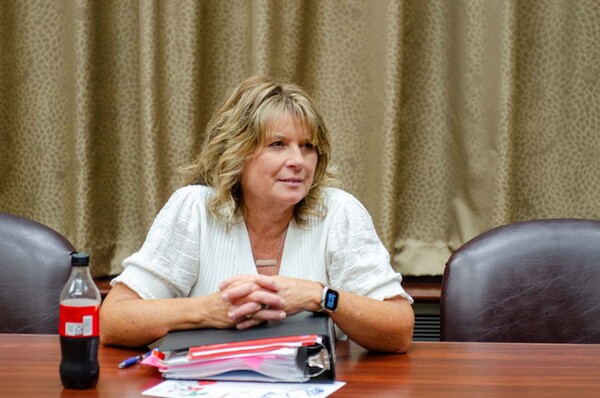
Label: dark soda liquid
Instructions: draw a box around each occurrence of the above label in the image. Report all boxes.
[59,336,100,389]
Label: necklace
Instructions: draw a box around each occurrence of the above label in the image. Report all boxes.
[254,225,289,267]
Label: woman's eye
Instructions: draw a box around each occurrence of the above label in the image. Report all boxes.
[302,142,315,150]
[269,141,285,148]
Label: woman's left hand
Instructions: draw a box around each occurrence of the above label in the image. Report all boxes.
[221,274,414,353]
[268,276,322,315]
[219,275,287,328]
[220,274,323,328]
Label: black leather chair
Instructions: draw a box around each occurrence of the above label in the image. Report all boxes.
[0,212,75,333]
[441,218,600,343]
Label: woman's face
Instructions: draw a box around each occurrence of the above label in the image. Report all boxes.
[240,112,318,214]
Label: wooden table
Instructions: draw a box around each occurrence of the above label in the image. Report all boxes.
[1,334,600,397]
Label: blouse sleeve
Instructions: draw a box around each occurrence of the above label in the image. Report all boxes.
[111,187,202,299]
[326,195,413,304]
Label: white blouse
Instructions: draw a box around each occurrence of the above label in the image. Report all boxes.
[112,185,413,305]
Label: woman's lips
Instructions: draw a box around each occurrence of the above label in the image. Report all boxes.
[279,178,303,185]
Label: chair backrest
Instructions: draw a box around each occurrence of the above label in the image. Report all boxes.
[0,212,75,333]
[441,218,600,343]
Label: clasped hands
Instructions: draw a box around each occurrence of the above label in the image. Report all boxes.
[219,274,319,329]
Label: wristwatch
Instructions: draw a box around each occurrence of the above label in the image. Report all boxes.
[320,285,339,313]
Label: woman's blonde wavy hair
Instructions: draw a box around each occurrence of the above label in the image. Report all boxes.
[179,76,337,226]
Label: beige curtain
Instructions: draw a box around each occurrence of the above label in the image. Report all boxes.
[1,0,598,277]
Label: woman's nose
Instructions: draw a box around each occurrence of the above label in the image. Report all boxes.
[286,145,305,166]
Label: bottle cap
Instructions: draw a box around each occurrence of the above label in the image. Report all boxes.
[71,252,90,266]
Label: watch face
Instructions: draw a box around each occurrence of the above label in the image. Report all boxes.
[324,289,339,311]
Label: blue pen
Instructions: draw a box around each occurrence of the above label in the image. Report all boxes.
[118,351,151,369]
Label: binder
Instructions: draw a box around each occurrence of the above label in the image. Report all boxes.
[151,311,336,383]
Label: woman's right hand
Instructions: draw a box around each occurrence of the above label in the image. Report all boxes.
[101,277,286,347]
[100,283,243,346]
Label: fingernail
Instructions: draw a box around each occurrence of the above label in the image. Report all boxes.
[228,312,235,319]
[222,293,229,301]
[279,311,286,319]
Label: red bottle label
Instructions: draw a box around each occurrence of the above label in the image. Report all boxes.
[59,304,100,337]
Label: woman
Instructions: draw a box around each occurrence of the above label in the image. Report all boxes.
[100,76,414,352]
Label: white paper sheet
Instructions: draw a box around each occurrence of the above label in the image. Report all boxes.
[142,380,346,398]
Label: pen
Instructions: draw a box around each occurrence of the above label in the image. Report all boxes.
[118,351,150,369]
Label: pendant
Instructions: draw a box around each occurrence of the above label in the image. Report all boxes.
[255,259,278,267]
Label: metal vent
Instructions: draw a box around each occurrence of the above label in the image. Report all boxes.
[413,303,440,341]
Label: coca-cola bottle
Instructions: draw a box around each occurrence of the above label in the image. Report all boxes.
[59,252,101,389]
